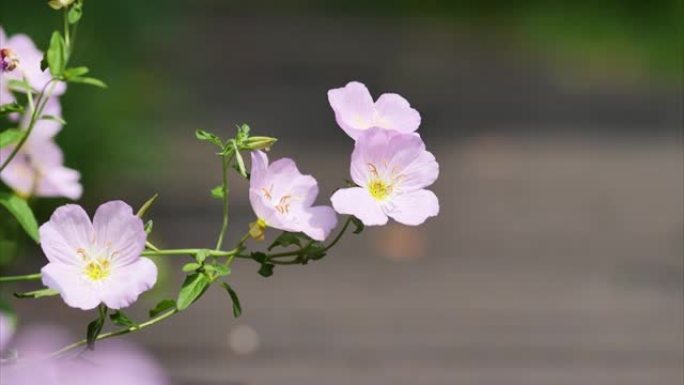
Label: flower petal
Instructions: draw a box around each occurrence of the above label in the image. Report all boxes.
[39,204,94,265]
[100,258,157,309]
[299,205,338,241]
[374,93,421,133]
[41,262,100,310]
[385,189,439,226]
[328,81,375,139]
[249,150,269,187]
[92,201,146,266]
[331,187,388,226]
[38,165,82,200]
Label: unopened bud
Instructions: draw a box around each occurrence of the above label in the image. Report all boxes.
[0,48,19,73]
[249,219,267,241]
[47,0,74,10]
[243,136,277,151]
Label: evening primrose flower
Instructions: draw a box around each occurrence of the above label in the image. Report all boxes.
[40,201,157,310]
[327,81,421,140]
[0,26,66,100]
[331,128,439,226]
[249,151,337,241]
[0,98,82,200]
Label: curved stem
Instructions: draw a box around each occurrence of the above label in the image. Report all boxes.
[0,79,58,172]
[0,273,41,283]
[215,154,233,250]
[49,309,178,358]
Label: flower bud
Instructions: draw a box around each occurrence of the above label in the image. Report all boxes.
[47,0,74,10]
[0,48,19,73]
[243,136,277,151]
[249,219,267,241]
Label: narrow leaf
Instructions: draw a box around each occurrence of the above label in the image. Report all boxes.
[176,273,211,311]
[149,299,176,318]
[350,216,365,234]
[0,129,25,148]
[220,282,242,318]
[0,103,23,116]
[68,76,107,88]
[268,232,301,251]
[14,288,59,299]
[40,114,67,125]
[0,193,39,242]
[136,193,158,218]
[86,306,107,349]
[109,310,137,328]
[47,31,66,76]
[64,66,89,78]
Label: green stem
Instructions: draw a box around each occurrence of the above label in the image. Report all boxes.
[49,309,178,358]
[0,79,59,173]
[215,154,233,250]
[141,248,241,258]
[0,273,42,283]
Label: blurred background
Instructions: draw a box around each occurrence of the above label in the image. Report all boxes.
[1,1,682,384]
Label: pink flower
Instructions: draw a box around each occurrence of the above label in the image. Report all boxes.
[249,151,338,241]
[331,128,439,226]
[39,201,157,310]
[0,311,14,352]
[0,26,66,101]
[327,81,421,140]
[0,97,82,200]
[0,326,169,385]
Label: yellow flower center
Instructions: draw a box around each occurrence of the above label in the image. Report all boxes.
[84,259,111,281]
[368,179,392,201]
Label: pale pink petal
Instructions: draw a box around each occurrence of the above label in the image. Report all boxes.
[250,150,269,186]
[399,149,439,191]
[38,165,82,200]
[384,189,439,226]
[100,258,157,309]
[0,149,34,196]
[39,204,94,265]
[374,93,421,133]
[328,81,375,139]
[299,205,338,241]
[92,201,146,266]
[349,128,393,186]
[41,262,100,310]
[331,187,388,226]
[0,312,13,351]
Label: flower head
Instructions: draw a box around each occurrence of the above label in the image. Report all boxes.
[0,326,169,385]
[39,201,157,310]
[249,151,337,241]
[0,97,82,200]
[331,128,439,226]
[0,26,66,100]
[327,81,421,140]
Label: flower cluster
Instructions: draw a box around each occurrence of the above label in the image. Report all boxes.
[0,1,441,380]
[329,81,439,226]
[0,25,81,200]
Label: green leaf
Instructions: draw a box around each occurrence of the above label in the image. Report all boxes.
[176,273,211,311]
[250,251,267,264]
[6,79,31,93]
[40,114,66,125]
[210,185,224,200]
[0,103,23,116]
[144,220,154,234]
[109,310,137,328]
[220,282,242,318]
[195,129,223,148]
[306,243,327,261]
[257,263,274,278]
[47,31,66,76]
[136,193,158,218]
[204,264,230,276]
[64,66,89,78]
[0,193,39,242]
[233,143,247,177]
[350,216,365,234]
[0,129,25,148]
[149,299,176,318]
[194,249,208,264]
[68,76,107,88]
[14,288,59,299]
[182,262,201,272]
[268,232,302,251]
[67,2,83,24]
[236,123,250,142]
[86,306,107,349]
